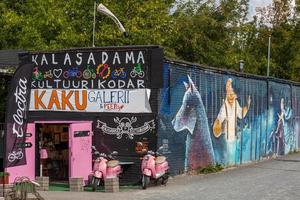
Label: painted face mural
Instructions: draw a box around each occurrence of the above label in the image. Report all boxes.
[172,75,215,170]
[211,78,252,164]
[213,78,251,141]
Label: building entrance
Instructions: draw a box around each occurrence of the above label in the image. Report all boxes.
[36,124,69,182]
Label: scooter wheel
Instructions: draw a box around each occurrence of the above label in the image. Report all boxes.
[92,178,98,192]
[142,175,150,190]
[161,174,169,185]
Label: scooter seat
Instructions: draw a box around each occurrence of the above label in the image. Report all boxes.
[107,160,119,168]
[155,156,166,164]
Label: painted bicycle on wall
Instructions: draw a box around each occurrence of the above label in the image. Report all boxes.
[130,63,145,78]
[8,149,24,163]
[32,67,44,81]
[63,67,82,79]
[83,65,97,79]
[44,70,53,79]
[111,67,126,79]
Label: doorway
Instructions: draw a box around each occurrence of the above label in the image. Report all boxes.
[36,124,69,182]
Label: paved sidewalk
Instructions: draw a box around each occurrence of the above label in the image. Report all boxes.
[40,152,300,200]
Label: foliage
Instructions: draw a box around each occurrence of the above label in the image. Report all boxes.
[0,75,10,122]
[197,163,224,174]
[0,0,298,81]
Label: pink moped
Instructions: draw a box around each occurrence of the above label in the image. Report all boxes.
[141,145,169,189]
[90,146,122,191]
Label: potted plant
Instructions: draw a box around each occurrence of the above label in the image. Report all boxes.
[0,172,9,184]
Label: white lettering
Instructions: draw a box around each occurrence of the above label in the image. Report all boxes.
[107,80,116,88]
[137,51,145,64]
[87,53,96,65]
[76,53,83,65]
[32,55,38,65]
[137,79,145,88]
[102,52,108,63]
[118,80,126,88]
[12,77,28,138]
[127,79,135,88]
[113,52,121,64]
[52,54,58,65]
[41,54,48,65]
[126,51,135,64]
[64,53,72,65]
[82,80,88,89]
[54,79,61,88]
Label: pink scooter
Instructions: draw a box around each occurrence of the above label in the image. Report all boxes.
[141,145,169,189]
[90,146,122,191]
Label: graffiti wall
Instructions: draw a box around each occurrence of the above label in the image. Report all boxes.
[292,86,300,149]
[158,62,300,174]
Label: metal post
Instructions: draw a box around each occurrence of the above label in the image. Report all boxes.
[239,60,244,73]
[2,128,4,197]
[267,35,271,77]
[40,131,43,177]
[92,2,96,47]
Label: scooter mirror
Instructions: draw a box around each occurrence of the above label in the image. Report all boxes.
[111,151,118,156]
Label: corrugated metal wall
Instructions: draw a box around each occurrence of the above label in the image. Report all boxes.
[158,62,300,175]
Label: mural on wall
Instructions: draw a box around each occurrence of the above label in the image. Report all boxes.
[267,83,296,157]
[293,87,300,149]
[172,76,215,170]
[158,63,300,175]
[213,78,251,164]
[268,98,292,156]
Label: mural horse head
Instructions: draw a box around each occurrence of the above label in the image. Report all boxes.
[172,75,215,171]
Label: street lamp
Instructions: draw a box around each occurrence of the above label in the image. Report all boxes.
[92,3,128,47]
[267,34,271,77]
[239,59,244,73]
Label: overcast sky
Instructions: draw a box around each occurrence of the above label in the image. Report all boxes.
[173,0,295,19]
[249,0,272,17]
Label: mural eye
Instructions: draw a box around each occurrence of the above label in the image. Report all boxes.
[120,122,124,127]
[126,122,130,127]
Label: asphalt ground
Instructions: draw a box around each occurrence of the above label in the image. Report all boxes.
[38,152,300,200]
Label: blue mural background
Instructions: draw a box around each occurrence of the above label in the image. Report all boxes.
[158,62,300,175]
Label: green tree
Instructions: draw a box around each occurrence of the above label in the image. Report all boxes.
[0,0,299,81]
[0,0,176,51]
[169,0,251,71]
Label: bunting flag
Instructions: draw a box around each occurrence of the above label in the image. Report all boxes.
[5,55,33,167]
